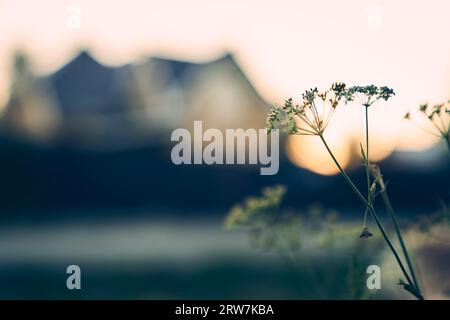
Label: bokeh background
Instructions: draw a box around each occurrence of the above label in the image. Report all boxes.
[0,0,449,299]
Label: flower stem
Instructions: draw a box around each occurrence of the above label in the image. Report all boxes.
[379,187,422,294]
[445,134,450,154]
[365,106,371,201]
[362,106,371,231]
[365,107,423,298]
[318,134,421,299]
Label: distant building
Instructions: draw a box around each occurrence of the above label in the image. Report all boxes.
[1,51,269,148]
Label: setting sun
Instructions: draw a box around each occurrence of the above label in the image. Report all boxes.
[0,0,449,175]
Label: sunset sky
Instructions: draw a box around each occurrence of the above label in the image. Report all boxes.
[1,0,449,174]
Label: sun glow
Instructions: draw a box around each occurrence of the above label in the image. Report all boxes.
[286,132,351,176]
[286,132,398,176]
[0,0,449,175]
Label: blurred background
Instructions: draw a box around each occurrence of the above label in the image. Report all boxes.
[0,0,449,299]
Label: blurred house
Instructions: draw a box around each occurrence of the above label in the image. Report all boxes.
[0,50,447,213]
[1,51,269,149]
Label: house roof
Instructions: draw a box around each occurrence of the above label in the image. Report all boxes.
[146,53,265,102]
[49,51,131,116]
[45,51,266,117]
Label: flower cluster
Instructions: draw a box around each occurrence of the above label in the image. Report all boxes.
[266,102,298,134]
[267,83,395,136]
[404,100,450,144]
[267,82,349,136]
[346,85,395,107]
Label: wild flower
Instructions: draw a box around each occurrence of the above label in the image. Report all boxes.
[346,85,395,107]
[267,83,348,136]
[404,100,450,152]
[225,190,383,298]
[265,83,424,300]
[359,227,373,239]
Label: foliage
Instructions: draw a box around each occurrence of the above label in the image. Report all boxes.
[225,185,286,230]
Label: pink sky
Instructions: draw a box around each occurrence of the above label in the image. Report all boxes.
[0,0,449,173]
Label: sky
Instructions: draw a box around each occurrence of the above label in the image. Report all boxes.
[0,0,449,174]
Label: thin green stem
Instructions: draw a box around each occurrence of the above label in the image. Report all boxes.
[364,106,423,299]
[445,134,450,154]
[379,188,421,294]
[362,107,371,232]
[366,106,423,297]
[365,106,371,201]
[318,134,420,298]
